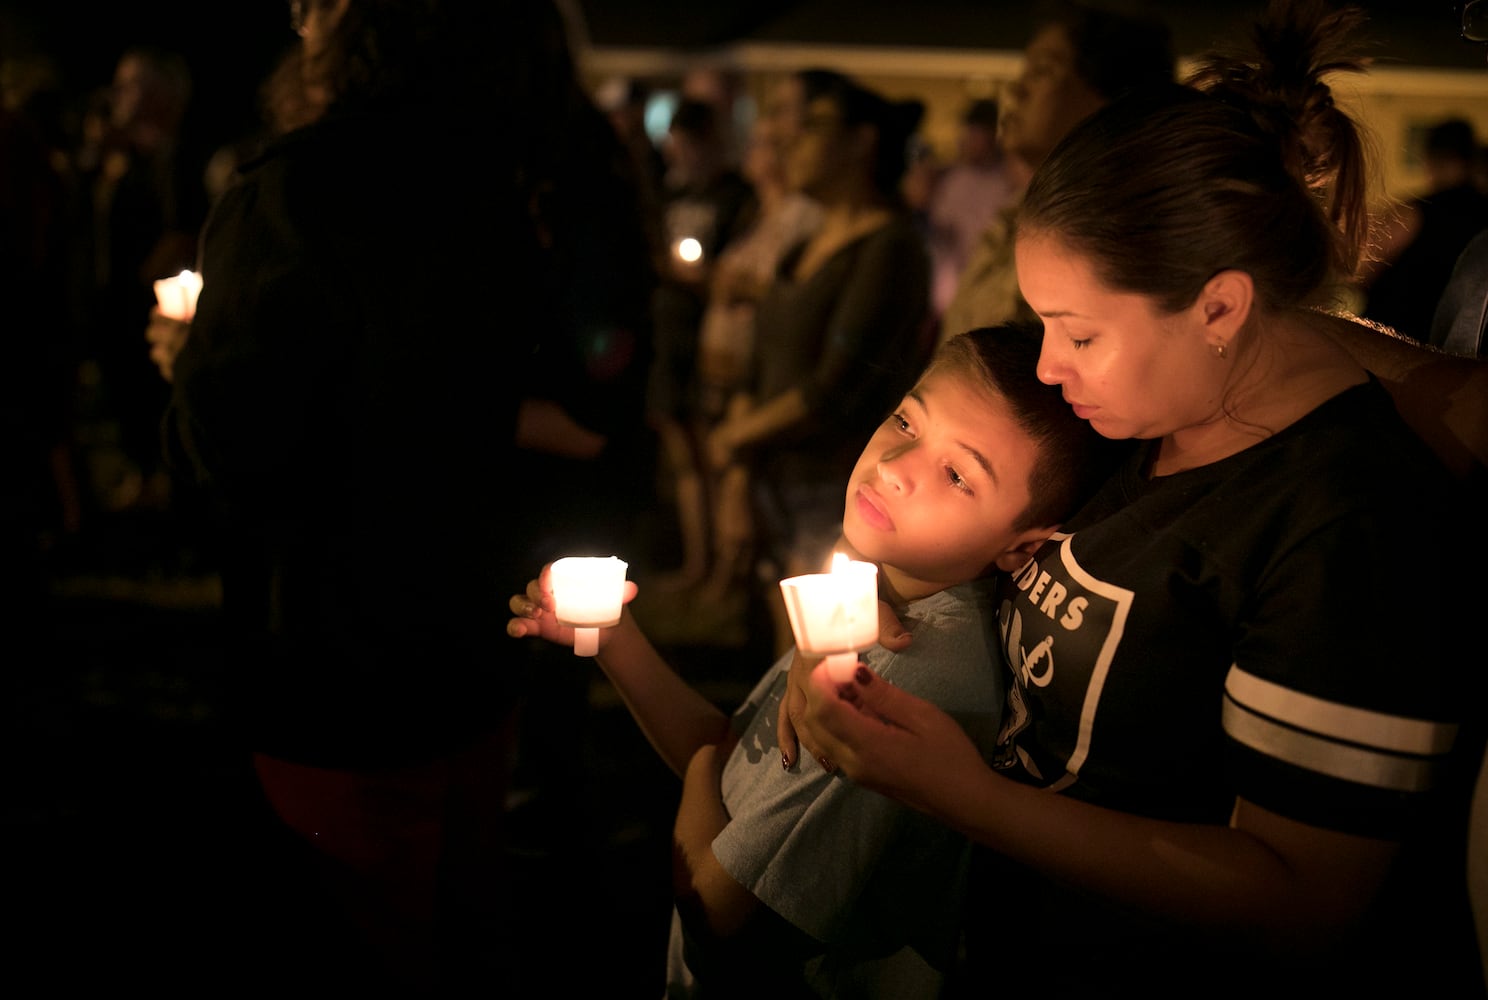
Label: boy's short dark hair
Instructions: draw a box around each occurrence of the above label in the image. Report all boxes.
[926,323,1129,530]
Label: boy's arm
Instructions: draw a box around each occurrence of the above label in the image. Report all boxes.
[672,741,823,982]
[508,568,729,777]
[594,615,732,777]
[672,741,760,938]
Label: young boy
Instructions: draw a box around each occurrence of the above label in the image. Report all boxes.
[507,323,1124,997]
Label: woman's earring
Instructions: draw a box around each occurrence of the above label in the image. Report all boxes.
[1213,342,1227,360]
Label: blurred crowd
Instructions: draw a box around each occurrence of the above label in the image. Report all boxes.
[5,3,1487,633]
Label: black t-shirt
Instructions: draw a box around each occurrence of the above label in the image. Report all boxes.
[979,379,1483,994]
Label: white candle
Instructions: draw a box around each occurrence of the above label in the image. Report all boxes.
[779,553,879,682]
[153,269,203,321]
[550,556,629,656]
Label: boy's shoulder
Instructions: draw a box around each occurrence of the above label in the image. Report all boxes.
[898,576,1000,628]
[874,577,1004,730]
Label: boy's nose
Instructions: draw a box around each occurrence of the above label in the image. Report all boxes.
[876,455,911,493]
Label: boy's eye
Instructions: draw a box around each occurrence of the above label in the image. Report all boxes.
[891,412,911,433]
[946,466,972,493]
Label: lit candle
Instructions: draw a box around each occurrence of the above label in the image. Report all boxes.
[550,556,629,656]
[153,269,203,321]
[778,553,879,683]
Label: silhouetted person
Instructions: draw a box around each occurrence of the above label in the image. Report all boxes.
[1362,117,1488,341]
[155,1,643,992]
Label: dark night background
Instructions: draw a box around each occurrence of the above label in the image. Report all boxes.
[2,2,1481,145]
[1,0,1482,995]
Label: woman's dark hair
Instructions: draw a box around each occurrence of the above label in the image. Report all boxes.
[796,68,925,200]
[1019,0,1372,314]
[926,323,1128,530]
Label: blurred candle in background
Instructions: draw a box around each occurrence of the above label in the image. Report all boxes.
[153,269,203,321]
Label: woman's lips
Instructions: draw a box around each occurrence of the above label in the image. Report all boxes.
[854,485,893,531]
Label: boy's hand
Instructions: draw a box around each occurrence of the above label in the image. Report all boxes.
[776,599,912,771]
[505,562,639,650]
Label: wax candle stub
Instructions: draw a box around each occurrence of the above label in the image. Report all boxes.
[550,556,628,656]
[778,556,879,656]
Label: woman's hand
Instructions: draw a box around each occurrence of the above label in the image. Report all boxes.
[797,659,988,816]
[505,562,639,651]
[775,598,913,771]
[145,307,191,383]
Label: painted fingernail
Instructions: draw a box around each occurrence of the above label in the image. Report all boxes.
[854,666,873,685]
[818,756,833,772]
[781,751,792,771]
[836,683,859,703]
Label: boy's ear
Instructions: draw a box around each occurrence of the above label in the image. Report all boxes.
[992,526,1057,573]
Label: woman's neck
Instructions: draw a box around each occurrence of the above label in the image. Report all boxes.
[1152,311,1367,476]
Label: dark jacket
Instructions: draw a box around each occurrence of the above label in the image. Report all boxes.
[169,102,541,767]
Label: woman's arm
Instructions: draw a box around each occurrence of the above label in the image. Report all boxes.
[507,569,729,777]
[798,664,1398,953]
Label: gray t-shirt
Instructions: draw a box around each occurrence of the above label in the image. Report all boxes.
[665,578,1005,998]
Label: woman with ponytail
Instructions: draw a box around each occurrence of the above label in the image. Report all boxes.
[785,2,1487,994]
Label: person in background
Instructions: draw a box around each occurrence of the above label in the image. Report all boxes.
[924,98,1017,324]
[680,64,746,168]
[595,73,669,263]
[0,54,72,654]
[937,0,1174,347]
[155,0,639,991]
[786,2,1485,994]
[78,45,208,516]
[704,68,933,658]
[510,323,1126,998]
[1428,2,1488,988]
[1432,224,1488,357]
[1359,116,1488,342]
[645,105,825,636]
[1426,10,1488,361]
[647,97,757,599]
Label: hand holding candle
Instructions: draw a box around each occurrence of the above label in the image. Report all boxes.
[779,553,880,683]
[153,269,203,321]
[549,556,629,656]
